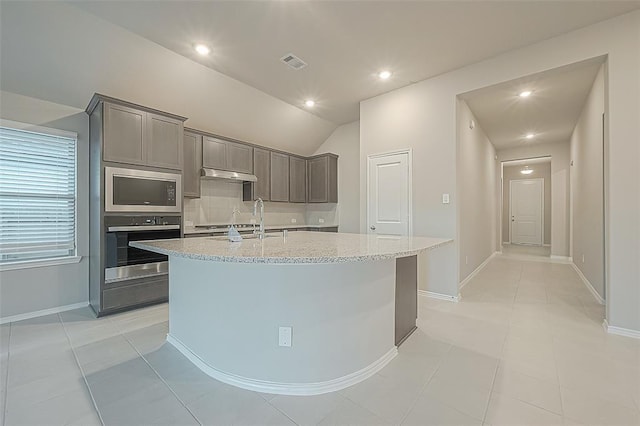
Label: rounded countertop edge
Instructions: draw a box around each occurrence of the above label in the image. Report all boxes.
[129,239,453,264]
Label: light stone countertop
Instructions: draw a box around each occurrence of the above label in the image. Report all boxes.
[130,231,453,264]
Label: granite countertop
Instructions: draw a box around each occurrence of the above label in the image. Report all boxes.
[130,231,453,264]
[183,224,338,235]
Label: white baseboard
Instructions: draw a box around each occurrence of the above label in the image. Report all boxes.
[571,263,605,305]
[0,301,89,325]
[418,290,460,302]
[459,252,498,290]
[603,319,640,339]
[167,334,398,395]
[550,255,573,263]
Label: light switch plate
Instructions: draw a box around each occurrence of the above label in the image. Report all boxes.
[442,193,450,204]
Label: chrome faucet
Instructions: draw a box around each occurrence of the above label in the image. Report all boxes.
[253,198,265,239]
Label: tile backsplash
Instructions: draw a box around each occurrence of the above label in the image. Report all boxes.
[184,180,337,226]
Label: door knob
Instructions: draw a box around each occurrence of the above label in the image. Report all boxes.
[370,225,376,231]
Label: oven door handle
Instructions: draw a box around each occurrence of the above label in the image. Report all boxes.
[107,225,181,232]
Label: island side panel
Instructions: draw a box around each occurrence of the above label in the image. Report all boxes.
[395,255,418,345]
[167,256,396,385]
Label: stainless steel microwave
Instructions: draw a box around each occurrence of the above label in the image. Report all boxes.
[105,167,182,213]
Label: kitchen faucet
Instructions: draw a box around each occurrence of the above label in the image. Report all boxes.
[253,198,265,239]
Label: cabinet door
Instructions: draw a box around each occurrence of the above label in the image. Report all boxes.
[252,148,270,200]
[226,142,253,173]
[202,136,227,170]
[270,152,289,202]
[308,156,328,202]
[183,131,202,198]
[146,113,183,170]
[289,156,307,203]
[103,103,145,165]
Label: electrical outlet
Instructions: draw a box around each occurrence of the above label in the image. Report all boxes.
[319,218,325,223]
[582,254,585,263]
[442,193,450,204]
[279,327,292,347]
[291,218,297,224]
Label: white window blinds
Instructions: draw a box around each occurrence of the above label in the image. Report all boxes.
[0,124,77,264]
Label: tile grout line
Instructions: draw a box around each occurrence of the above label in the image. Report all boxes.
[262,398,301,426]
[120,332,203,426]
[58,312,106,426]
[1,322,11,426]
[481,262,523,425]
[397,344,454,425]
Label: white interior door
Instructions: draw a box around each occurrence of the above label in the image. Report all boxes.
[510,179,543,245]
[367,151,411,236]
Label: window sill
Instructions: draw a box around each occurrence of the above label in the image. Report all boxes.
[0,256,82,272]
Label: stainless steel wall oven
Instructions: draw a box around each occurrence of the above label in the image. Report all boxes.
[100,215,180,313]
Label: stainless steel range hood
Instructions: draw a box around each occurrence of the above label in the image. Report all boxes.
[201,168,257,183]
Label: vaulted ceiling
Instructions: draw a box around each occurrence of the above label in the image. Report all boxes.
[70,1,639,124]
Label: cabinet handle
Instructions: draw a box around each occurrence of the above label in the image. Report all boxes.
[370,225,376,231]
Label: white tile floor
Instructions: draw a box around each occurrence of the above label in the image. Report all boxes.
[1,256,639,425]
[501,244,551,258]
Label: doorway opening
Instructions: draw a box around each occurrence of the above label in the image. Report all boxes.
[501,157,551,258]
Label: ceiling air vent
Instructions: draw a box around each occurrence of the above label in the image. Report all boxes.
[280,53,307,70]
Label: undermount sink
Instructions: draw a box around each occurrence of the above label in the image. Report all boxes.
[208,233,280,241]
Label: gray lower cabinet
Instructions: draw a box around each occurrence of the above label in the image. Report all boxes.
[146,113,183,170]
[270,152,290,202]
[289,156,307,203]
[101,100,184,170]
[202,137,253,174]
[103,102,145,165]
[243,148,270,201]
[183,131,202,198]
[308,154,338,203]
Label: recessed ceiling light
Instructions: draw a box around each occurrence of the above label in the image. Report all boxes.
[194,44,210,56]
[519,90,532,98]
[305,100,315,108]
[525,133,535,139]
[378,70,392,80]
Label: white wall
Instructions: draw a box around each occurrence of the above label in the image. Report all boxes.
[457,100,497,282]
[0,1,336,156]
[360,11,639,333]
[312,121,360,233]
[498,143,570,256]
[0,92,89,319]
[570,65,605,299]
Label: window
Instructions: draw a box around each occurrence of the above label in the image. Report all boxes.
[0,120,77,266]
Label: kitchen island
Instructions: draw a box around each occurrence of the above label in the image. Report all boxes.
[131,231,452,395]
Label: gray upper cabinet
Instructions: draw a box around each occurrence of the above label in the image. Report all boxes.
[94,96,186,170]
[308,154,338,203]
[270,152,290,202]
[245,148,270,201]
[183,131,202,198]
[202,137,253,173]
[289,156,307,203]
[146,113,183,170]
[227,142,253,174]
[103,103,145,165]
[202,136,227,170]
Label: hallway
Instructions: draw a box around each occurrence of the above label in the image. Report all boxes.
[420,255,639,424]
